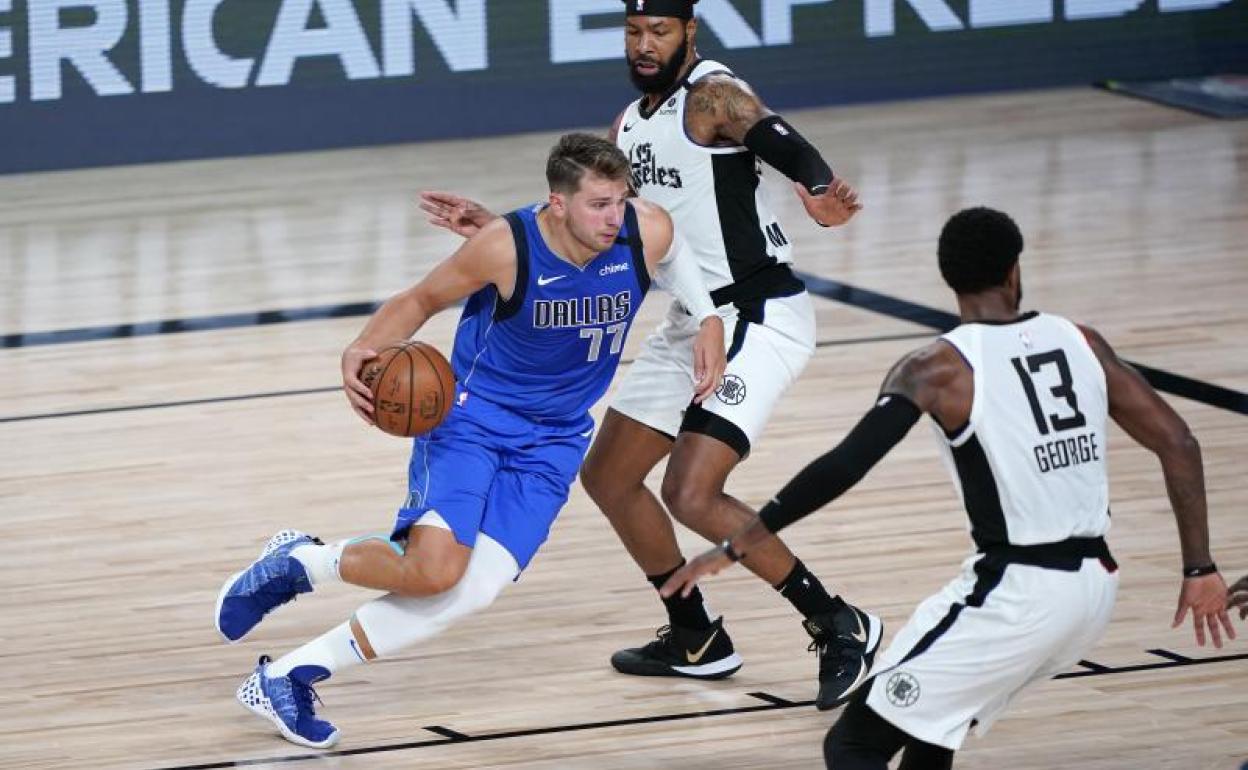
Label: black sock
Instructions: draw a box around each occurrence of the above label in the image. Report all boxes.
[648,562,714,630]
[775,559,844,619]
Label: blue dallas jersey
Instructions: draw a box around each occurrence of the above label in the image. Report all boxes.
[450,202,651,423]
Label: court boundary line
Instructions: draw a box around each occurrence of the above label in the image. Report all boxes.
[3,275,1243,415]
[0,332,933,424]
[147,651,1248,770]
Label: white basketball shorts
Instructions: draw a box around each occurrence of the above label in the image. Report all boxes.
[864,553,1118,750]
[610,291,816,457]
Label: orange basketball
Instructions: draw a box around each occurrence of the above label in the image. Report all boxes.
[359,341,456,438]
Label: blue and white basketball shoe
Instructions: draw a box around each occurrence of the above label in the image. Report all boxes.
[237,655,339,748]
[215,529,318,642]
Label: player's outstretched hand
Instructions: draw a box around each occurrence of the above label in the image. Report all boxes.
[1172,572,1235,648]
[660,544,734,599]
[341,345,377,425]
[795,179,862,228]
[418,191,495,239]
[691,316,726,404]
[1229,574,1248,621]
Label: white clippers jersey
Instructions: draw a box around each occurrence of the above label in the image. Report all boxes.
[934,312,1111,548]
[616,60,793,295]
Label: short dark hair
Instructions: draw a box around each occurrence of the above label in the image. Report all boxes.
[546,133,630,195]
[938,207,1024,295]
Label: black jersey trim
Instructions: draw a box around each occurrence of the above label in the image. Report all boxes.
[680,403,750,459]
[950,433,1010,550]
[711,152,768,284]
[620,202,651,295]
[495,212,529,322]
[898,555,1007,666]
[726,297,765,361]
[965,310,1040,327]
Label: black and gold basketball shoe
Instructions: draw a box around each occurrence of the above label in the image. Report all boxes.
[610,617,743,679]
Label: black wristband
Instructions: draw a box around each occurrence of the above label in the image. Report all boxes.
[720,538,743,563]
[1182,563,1217,578]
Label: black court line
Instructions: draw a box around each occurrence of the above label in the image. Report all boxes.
[151,698,804,770]
[748,691,796,706]
[7,276,1245,416]
[1053,651,1247,679]
[151,652,1246,770]
[0,332,932,425]
[1146,648,1191,663]
[423,725,471,740]
[0,302,383,349]
[0,387,339,424]
[794,272,1248,416]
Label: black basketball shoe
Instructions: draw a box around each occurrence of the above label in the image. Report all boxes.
[610,617,743,680]
[806,602,884,710]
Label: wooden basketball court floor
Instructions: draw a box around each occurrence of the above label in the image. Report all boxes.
[1,87,1245,770]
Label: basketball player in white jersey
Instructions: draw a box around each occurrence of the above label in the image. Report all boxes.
[418,0,878,710]
[661,207,1235,768]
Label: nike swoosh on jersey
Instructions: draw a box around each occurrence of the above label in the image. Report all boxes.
[685,629,720,664]
[537,274,567,286]
[622,121,636,132]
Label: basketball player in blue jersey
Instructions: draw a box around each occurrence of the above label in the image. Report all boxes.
[212,133,726,749]
[662,207,1235,769]
[419,0,880,711]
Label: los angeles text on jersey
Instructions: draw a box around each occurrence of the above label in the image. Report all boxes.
[1033,431,1101,473]
[533,292,632,329]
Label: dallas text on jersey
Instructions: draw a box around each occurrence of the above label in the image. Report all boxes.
[533,292,632,329]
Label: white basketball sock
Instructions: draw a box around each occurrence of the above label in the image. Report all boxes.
[267,620,368,678]
[290,540,347,586]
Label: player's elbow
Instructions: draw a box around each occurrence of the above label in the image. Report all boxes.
[1154,423,1200,464]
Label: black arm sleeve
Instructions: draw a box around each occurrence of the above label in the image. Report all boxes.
[743,115,834,194]
[758,394,923,533]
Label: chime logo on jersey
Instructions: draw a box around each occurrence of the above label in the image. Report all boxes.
[629,142,683,190]
[533,291,632,329]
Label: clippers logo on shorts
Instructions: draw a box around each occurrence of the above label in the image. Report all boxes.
[886,672,921,708]
[630,142,683,190]
[533,292,632,329]
[716,374,747,405]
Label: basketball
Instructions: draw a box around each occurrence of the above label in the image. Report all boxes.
[359,341,456,438]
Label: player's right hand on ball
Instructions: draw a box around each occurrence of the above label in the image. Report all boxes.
[341,345,378,425]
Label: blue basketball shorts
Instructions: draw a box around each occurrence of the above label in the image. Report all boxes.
[391,389,594,572]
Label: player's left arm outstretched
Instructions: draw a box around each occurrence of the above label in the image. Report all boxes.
[683,74,862,227]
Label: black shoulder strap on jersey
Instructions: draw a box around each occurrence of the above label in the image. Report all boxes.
[621,202,651,295]
[495,212,529,321]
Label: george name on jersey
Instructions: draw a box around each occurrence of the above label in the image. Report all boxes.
[1033,432,1101,474]
[533,291,632,329]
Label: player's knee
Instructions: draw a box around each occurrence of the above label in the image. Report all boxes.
[394,559,468,597]
[660,475,713,526]
[580,457,632,513]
